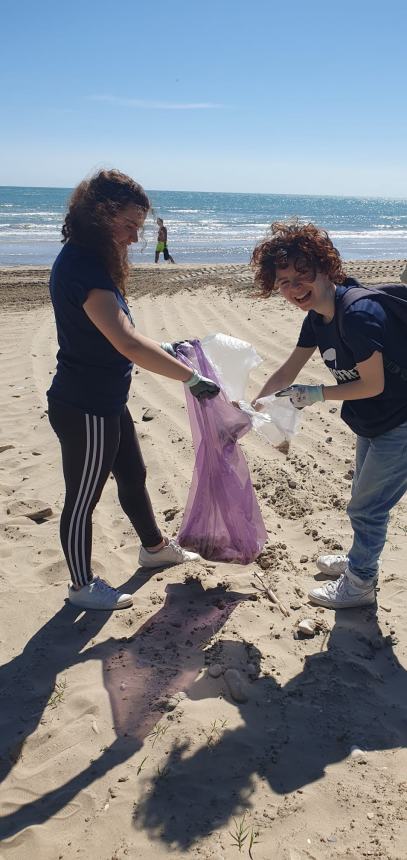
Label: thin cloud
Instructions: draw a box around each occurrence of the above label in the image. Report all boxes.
[90,94,224,110]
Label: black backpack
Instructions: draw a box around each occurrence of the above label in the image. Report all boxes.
[336,278,407,382]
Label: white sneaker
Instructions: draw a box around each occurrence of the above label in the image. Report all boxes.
[139,539,201,569]
[316,554,348,578]
[308,567,377,609]
[68,576,133,610]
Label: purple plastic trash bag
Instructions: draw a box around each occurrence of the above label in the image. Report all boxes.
[176,340,267,563]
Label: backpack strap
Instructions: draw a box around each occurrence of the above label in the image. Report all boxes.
[335,281,378,344]
[336,281,407,383]
[337,279,407,340]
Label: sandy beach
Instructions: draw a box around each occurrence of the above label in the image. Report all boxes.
[1,259,407,860]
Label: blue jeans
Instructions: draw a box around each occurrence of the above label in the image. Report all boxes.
[347,420,407,581]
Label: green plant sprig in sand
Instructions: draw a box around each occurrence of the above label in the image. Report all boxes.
[47,677,67,709]
[229,812,260,857]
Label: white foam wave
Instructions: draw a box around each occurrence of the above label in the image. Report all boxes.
[0,210,61,218]
[331,229,407,240]
[0,227,60,238]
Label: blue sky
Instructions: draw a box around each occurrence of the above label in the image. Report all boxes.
[1,0,406,195]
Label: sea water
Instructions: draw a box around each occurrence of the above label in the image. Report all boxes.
[1,186,407,266]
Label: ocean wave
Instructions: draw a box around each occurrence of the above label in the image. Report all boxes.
[331,229,407,240]
[2,187,407,264]
[0,210,62,218]
[0,227,60,238]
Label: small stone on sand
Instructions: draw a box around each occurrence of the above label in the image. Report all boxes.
[142,408,159,421]
[224,668,248,703]
[208,663,223,678]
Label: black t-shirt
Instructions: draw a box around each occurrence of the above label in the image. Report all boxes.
[47,242,134,416]
[297,285,407,437]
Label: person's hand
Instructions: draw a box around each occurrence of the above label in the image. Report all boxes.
[275,384,324,409]
[186,370,220,401]
[251,399,265,412]
[160,342,177,357]
[160,340,192,358]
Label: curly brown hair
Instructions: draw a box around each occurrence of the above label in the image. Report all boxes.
[251,221,347,297]
[61,169,150,296]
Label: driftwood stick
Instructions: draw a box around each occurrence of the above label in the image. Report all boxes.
[252,572,290,617]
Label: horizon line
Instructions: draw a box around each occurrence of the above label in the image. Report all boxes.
[1,184,407,203]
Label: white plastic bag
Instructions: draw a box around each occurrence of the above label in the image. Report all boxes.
[200,333,301,446]
[240,395,302,445]
[201,333,262,402]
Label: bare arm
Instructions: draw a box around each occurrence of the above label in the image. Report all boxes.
[322,351,384,401]
[253,346,316,403]
[83,289,193,383]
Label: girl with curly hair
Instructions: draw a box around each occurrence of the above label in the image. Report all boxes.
[47,169,219,611]
[251,221,407,610]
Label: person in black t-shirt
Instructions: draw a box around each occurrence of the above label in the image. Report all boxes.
[47,169,219,611]
[250,221,407,611]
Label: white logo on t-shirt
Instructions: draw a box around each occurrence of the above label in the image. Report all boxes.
[322,347,337,368]
[322,346,360,382]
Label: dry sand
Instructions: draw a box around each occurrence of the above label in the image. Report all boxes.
[1,261,407,860]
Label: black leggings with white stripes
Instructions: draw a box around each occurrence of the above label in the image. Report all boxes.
[48,399,163,587]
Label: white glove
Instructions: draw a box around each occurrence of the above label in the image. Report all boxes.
[275,384,325,409]
[160,342,178,357]
[186,370,220,401]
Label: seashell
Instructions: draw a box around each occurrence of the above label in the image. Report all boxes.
[350,745,367,761]
[298,618,317,637]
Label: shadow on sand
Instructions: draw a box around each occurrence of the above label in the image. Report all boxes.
[0,576,249,840]
[1,579,407,848]
[135,607,407,849]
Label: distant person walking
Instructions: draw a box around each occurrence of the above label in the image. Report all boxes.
[155,218,175,264]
